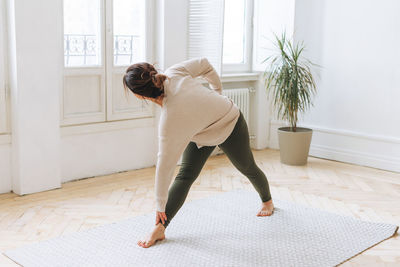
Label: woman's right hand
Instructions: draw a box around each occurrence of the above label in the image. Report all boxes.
[155,211,167,225]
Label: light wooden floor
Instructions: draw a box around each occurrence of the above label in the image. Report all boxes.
[0,148,399,266]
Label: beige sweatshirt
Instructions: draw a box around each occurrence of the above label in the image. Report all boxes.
[155,57,240,212]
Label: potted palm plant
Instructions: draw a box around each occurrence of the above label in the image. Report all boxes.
[262,32,318,165]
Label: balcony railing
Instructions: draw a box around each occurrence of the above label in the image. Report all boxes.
[64,34,140,66]
[114,35,139,65]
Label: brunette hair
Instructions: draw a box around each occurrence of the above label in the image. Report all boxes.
[122,62,167,99]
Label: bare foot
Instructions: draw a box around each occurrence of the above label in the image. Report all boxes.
[257,199,274,216]
[137,223,166,248]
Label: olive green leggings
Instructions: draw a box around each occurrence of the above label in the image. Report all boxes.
[162,111,272,229]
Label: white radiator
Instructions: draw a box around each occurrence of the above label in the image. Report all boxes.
[209,87,255,156]
[222,88,252,123]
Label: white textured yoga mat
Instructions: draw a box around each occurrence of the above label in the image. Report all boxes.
[2,189,398,267]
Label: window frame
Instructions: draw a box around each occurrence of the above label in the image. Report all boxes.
[105,0,155,121]
[252,0,296,72]
[222,0,254,74]
[61,0,106,126]
[61,0,154,127]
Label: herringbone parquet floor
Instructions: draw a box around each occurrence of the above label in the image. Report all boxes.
[0,148,399,266]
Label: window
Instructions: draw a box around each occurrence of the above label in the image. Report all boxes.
[252,0,295,71]
[189,0,295,74]
[62,0,154,126]
[222,0,253,73]
[112,0,146,66]
[0,0,9,134]
[64,0,102,67]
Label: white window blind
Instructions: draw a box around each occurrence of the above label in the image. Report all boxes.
[252,0,296,71]
[0,0,9,134]
[187,0,225,75]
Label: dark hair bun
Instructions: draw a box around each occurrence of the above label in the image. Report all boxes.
[152,73,167,89]
[123,63,167,99]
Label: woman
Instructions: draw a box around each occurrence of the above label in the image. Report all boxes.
[123,58,274,248]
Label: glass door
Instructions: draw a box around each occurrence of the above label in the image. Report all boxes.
[105,0,154,121]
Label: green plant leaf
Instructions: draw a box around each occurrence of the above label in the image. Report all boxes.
[261,30,320,129]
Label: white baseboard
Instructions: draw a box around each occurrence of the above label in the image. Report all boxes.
[269,120,400,173]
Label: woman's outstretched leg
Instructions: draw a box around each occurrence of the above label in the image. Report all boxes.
[163,142,216,228]
[138,142,215,248]
[218,111,274,216]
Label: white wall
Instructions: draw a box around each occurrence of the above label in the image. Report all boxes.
[268,0,400,172]
[8,0,63,194]
[0,141,11,193]
[60,123,157,182]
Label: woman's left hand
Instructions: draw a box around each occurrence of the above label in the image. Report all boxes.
[155,211,167,225]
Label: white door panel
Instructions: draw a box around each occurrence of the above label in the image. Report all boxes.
[0,0,8,133]
[62,0,106,126]
[109,72,153,120]
[62,0,154,125]
[105,0,153,121]
[62,74,106,125]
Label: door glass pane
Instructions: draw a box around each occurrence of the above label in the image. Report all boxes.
[223,0,246,64]
[63,0,101,67]
[113,0,146,66]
